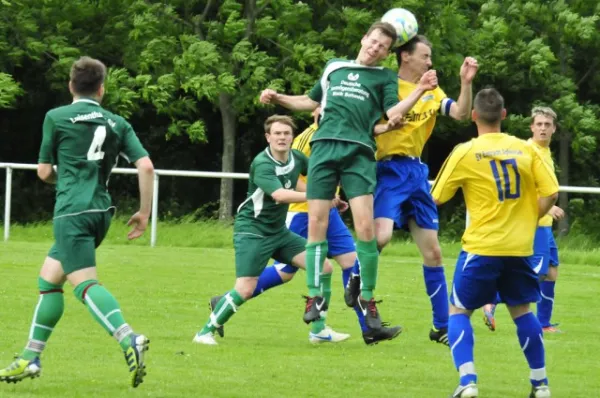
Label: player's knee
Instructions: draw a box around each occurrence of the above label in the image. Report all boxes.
[355,219,375,241]
[546,265,558,281]
[422,243,443,266]
[234,279,257,300]
[279,271,295,283]
[376,232,392,251]
[323,259,333,274]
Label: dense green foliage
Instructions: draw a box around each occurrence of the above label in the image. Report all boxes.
[1,0,599,235]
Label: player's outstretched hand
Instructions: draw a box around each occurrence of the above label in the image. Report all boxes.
[127,211,149,240]
[419,70,438,91]
[460,57,478,84]
[260,89,278,104]
[548,205,565,221]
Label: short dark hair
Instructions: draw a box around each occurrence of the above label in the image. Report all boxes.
[264,115,297,134]
[70,56,107,96]
[366,22,398,48]
[395,35,432,66]
[474,88,505,125]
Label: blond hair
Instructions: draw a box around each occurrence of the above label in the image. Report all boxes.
[531,106,557,125]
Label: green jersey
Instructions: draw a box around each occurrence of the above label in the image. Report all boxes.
[235,148,309,236]
[38,99,148,218]
[308,58,399,151]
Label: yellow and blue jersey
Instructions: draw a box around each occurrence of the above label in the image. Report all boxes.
[375,79,454,160]
[527,139,555,227]
[289,123,316,213]
[431,133,559,256]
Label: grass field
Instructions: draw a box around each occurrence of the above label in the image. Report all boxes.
[1,221,599,397]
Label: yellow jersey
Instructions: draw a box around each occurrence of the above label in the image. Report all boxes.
[431,133,559,256]
[289,124,317,213]
[527,139,555,227]
[375,79,452,160]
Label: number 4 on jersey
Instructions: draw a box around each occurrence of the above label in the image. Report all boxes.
[87,126,106,160]
[489,158,520,201]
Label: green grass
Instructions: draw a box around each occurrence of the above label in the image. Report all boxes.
[0,222,599,397]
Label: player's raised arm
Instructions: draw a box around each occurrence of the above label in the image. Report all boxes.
[448,57,478,121]
[386,70,438,121]
[259,89,319,112]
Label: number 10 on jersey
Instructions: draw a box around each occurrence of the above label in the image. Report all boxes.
[490,158,520,201]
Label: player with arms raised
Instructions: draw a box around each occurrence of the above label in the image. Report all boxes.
[260,21,438,334]
[0,57,155,388]
[431,88,557,398]
[345,35,478,345]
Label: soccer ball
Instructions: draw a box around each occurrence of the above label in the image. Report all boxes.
[381,8,419,46]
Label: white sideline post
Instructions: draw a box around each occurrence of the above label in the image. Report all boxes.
[4,167,12,242]
[151,173,159,247]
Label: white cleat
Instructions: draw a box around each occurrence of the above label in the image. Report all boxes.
[309,326,350,344]
[452,383,478,398]
[192,332,218,345]
[530,385,551,398]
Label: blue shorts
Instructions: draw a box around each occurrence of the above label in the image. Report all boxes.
[274,209,355,274]
[374,156,439,230]
[450,250,541,310]
[531,226,559,276]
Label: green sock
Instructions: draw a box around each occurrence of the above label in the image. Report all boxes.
[311,273,332,334]
[74,280,132,351]
[357,239,379,300]
[306,241,328,297]
[199,289,245,335]
[21,278,65,360]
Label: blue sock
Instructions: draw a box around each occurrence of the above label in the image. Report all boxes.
[448,313,477,386]
[423,265,449,329]
[342,261,368,331]
[252,266,284,298]
[514,312,547,387]
[537,281,555,327]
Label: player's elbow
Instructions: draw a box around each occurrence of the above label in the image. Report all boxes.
[549,192,559,204]
[37,164,53,182]
[271,189,286,204]
[135,156,154,176]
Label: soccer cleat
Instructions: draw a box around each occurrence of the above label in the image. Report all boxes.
[0,357,41,383]
[482,303,496,331]
[124,334,150,388]
[430,327,449,346]
[362,323,403,345]
[529,384,551,398]
[451,382,478,397]
[542,323,561,333]
[192,332,218,345]
[356,297,383,329]
[303,295,328,324]
[309,326,350,344]
[209,295,225,338]
[344,274,361,307]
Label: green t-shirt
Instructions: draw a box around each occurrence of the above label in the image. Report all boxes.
[38,98,149,218]
[308,58,399,151]
[235,148,309,236]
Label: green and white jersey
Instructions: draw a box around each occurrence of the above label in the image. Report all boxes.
[38,99,148,218]
[308,58,399,151]
[235,148,309,236]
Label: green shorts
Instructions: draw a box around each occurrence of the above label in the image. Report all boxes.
[307,139,376,200]
[233,229,306,277]
[48,210,113,275]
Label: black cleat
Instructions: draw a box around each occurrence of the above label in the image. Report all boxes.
[356,297,383,329]
[209,295,224,338]
[362,323,403,345]
[344,274,361,307]
[302,295,327,324]
[429,327,449,346]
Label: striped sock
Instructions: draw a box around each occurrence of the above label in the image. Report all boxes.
[21,278,65,360]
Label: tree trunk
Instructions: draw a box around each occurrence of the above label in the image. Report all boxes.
[218,93,237,221]
[557,129,570,236]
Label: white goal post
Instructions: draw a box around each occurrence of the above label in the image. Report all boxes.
[2,162,600,247]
